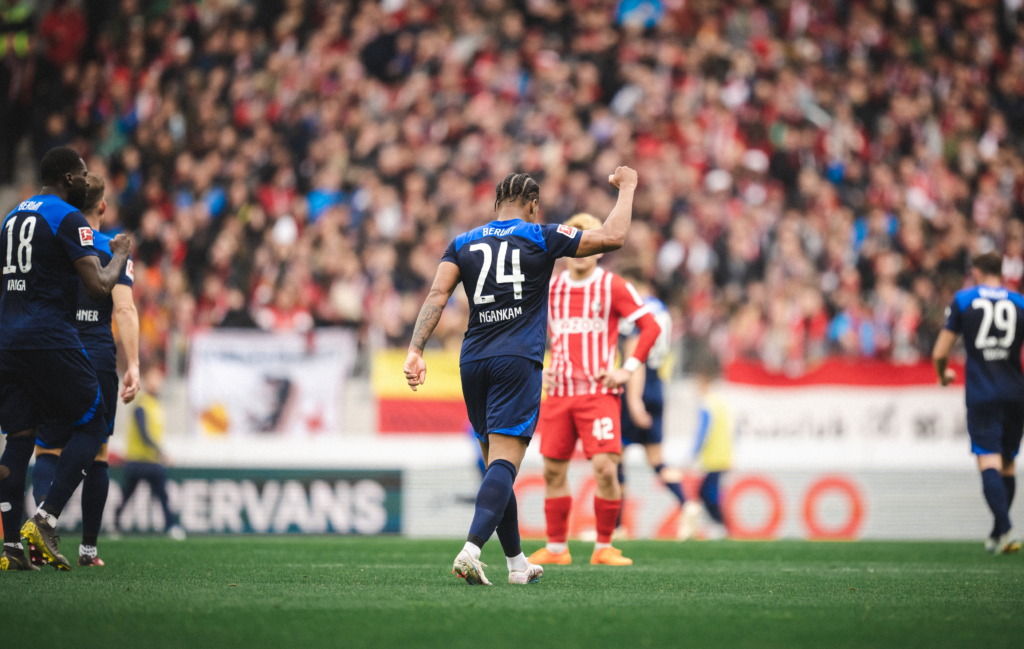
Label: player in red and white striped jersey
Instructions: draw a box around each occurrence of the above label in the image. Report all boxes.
[530,213,662,567]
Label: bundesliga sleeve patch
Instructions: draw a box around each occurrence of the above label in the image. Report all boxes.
[557,224,578,238]
[79,227,94,246]
[126,259,135,280]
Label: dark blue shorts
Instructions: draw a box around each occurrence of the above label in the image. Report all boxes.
[621,395,664,445]
[461,356,542,444]
[0,348,106,438]
[37,370,118,449]
[966,401,1024,459]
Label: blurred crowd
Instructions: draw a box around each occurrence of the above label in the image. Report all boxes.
[2,0,1024,375]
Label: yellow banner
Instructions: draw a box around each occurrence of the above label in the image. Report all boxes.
[372,349,464,399]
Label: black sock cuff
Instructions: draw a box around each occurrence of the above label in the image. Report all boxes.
[92,461,109,469]
[82,535,98,547]
[41,502,58,517]
[489,459,517,479]
[467,534,486,548]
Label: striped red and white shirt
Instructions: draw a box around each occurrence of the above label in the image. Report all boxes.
[547,267,653,396]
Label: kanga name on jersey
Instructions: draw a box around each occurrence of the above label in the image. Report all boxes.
[548,267,649,396]
[0,194,98,350]
[76,230,134,374]
[442,218,581,364]
[944,284,1024,405]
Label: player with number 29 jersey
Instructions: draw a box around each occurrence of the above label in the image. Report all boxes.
[934,252,1024,554]
[944,285,1024,407]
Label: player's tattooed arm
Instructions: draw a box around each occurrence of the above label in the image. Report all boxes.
[75,233,131,299]
[409,302,444,353]
[575,166,638,257]
[405,261,461,391]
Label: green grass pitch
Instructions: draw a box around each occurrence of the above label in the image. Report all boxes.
[2,536,1022,648]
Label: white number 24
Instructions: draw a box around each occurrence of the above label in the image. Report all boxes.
[972,298,1017,349]
[469,241,525,305]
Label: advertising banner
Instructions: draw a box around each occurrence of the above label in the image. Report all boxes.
[717,359,970,469]
[189,329,356,438]
[34,467,402,536]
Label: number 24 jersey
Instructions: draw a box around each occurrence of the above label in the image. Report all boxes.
[0,194,99,350]
[944,285,1024,405]
[442,218,582,365]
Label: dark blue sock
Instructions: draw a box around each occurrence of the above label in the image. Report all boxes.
[982,468,1011,536]
[467,459,516,548]
[0,435,34,543]
[31,453,58,507]
[81,461,109,547]
[41,433,104,517]
[664,480,686,505]
[701,472,724,524]
[1004,475,1016,508]
[495,490,522,558]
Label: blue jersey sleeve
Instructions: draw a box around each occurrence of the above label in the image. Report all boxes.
[541,223,582,260]
[118,255,134,287]
[944,298,962,333]
[55,210,99,263]
[441,239,458,265]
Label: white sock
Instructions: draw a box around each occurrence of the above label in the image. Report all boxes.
[462,542,481,561]
[506,552,528,572]
[36,505,58,528]
[4,542,21,550]
[594,542,611,551]
[79,544,97,558]
[546,542,568,554]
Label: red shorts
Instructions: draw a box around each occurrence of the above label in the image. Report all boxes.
[537,393,622,460]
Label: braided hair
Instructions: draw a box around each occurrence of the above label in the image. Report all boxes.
[494,172,540,211]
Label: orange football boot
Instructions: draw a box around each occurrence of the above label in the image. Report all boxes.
[591,547,633,565]
[528,547,572,565]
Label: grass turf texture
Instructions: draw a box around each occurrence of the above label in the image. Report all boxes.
[1,537,1022,648]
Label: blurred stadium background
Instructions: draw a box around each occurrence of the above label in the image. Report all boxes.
[0,0,1023,542]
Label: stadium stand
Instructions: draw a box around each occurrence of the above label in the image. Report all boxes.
[2,0,1023,376]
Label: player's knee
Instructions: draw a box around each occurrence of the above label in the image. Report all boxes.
[543,464,567,488]
[593,457,619,488]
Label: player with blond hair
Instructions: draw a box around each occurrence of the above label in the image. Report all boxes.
[528,213,662,567]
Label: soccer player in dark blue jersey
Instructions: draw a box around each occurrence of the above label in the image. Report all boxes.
[0,147,130,572]
[933,252,1024,555]
[403,166,638,585]
[30,173,139,567]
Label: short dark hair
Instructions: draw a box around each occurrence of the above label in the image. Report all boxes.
[972,251,1003,278]
[82,173,105,213]
[40,146,84,185]
[494,172,540,211]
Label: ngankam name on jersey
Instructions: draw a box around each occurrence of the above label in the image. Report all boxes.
[479,305,523,323]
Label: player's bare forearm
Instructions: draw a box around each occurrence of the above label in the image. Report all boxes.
[576,167,637,257]
[409,299,445,353]
[408,262,460,353]
[113,287,140,367]
[113,284,141,402]
[932,329,957,386]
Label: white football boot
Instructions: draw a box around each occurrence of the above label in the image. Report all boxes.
[453,549,492,585]
[990,529,1022,555]
[508,562,544,585]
